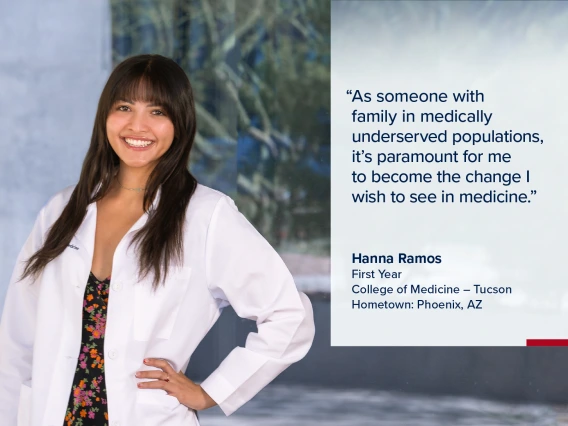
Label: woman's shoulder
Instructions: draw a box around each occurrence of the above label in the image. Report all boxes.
[27,184,77,234]
[42,183,77,214]
[187,183,237,222]
[191,183,233,208]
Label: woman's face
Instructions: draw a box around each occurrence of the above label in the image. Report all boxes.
[106,100,175,170]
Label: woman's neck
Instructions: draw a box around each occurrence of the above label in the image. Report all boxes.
[114,165,153,192]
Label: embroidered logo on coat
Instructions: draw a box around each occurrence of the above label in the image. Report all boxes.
[67,244,79,250]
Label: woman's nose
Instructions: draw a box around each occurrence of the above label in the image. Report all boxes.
[127,111,150,132]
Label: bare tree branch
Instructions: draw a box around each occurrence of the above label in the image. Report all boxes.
[193,131,224,161]
[247,126,277,156]
[213,65,251,128]
[223,0,264,54]
[195,103,237,144]
[200,0,220,48]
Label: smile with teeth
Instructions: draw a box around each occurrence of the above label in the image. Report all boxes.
[124,138,154,147]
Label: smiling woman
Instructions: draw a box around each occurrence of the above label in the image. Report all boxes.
[0,54,315,426]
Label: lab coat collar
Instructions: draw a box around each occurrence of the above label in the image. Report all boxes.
[73,180,161,260]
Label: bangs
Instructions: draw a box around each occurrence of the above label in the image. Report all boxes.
[110,72,173,115]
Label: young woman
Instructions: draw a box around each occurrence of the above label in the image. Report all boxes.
[0,54,315,426]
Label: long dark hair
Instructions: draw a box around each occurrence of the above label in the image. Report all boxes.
[20,54,198,290]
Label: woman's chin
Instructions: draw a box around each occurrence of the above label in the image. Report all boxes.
[118,158,156,170]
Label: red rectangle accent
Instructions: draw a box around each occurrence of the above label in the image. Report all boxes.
[526,339,568,346]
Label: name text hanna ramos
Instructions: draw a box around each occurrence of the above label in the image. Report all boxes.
[352,252,442,264]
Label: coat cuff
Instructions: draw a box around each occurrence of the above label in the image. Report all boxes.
[199,370,237,416]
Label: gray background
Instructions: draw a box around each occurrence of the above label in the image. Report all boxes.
[0,0,112,309]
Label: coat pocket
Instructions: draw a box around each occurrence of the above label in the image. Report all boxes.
[135,390,200,425]
[136,388,181,409]
[133,266,192,341]
[17,382,32,426]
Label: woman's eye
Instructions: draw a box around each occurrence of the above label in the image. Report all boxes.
[114,105,165,116]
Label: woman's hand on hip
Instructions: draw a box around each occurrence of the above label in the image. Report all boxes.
[135,358,218,411]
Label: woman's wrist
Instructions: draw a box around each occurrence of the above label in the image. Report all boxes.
[197,385,218,410]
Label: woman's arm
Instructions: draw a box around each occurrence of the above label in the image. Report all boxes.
[0,206,46,424]
[198,195,316,416]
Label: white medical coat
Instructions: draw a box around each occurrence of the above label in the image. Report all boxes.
[0,183,315,426]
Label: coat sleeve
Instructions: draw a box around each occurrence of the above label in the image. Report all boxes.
[199,195,315,416]
[0,206,46,424]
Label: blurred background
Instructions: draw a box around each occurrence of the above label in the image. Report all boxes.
[1,0,568,424]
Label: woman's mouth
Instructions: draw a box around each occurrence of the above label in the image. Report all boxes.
[122,137,155,149]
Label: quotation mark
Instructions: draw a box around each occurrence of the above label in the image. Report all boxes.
[346,89,352,95]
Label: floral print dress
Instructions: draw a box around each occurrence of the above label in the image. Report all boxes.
[63,272,111,425]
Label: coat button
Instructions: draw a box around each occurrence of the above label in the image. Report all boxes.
[108,349,118,359]
[112,281,122,291]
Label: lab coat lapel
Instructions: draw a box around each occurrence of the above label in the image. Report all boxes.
[70,182,102,264]
[71,202,97,265]
[60,192,99,360]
